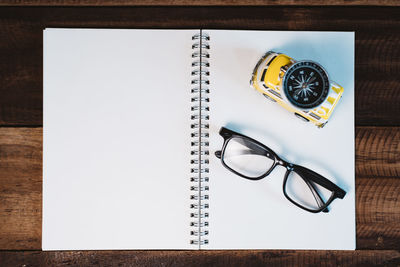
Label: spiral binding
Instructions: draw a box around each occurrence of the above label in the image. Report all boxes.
[190,30,210,247]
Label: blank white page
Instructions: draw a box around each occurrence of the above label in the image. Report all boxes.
[206,30,355,249]
[43,29,196,250]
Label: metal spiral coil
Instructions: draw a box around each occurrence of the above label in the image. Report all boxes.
[190,159,209,164]
[191,88,210,94]
[191,106,209,111]
[190,123,209,129]
[190,194,209,200]
[190,212,209,218]
[191,141,209,147]
[190,221,209,227]
[192,61,210,67]
[191,115,209,120]
[192,33,210,41]
[190,31,210,247]
[192,51,210,59]
[190,230,209,236]
[190,168,209,174]
[190,177,209,183]
[191,79,210,85]
[190,150,209,156]
[192,43,210,49]
[191,132,209,138]
[190,185,209,191]
[190,239,209,245]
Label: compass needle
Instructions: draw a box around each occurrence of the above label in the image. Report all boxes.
[282,61,330,110]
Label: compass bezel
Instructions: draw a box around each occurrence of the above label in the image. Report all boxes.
[282,60,330,110]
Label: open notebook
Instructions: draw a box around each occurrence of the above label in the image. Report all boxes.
[43,29,355,250]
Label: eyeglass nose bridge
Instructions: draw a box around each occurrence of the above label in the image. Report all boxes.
[275,157,291,169]
[215,150,222,159]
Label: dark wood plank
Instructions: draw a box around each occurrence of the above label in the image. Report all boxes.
[356,177,400,250]
[0,250,400,266]
[0,127,399,250]
[0,128,42,250]
[0,7,399,126]
[356,127,400,178]
[1,0,400,6]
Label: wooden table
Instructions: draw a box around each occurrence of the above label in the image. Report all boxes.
[0,2,399,266]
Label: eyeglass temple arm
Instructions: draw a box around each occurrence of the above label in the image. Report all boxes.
[215,135,275,160]
[215,147,274,160]
[295,165,346,199]
[218,128,276,160]
[243,140,275,159]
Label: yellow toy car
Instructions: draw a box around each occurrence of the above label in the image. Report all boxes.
[250,51,344,128]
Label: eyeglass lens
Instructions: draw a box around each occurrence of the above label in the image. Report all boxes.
[223,137,275,178]
[285,170,334,211]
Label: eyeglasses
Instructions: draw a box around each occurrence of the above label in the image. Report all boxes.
[215,127,346,213]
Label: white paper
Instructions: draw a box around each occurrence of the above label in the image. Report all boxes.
[43,29,355,251]
[43,29,197,250]
[206,30,355,250]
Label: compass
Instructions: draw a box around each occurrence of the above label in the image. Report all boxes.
[250,51,344,128]
[282,61,330,110]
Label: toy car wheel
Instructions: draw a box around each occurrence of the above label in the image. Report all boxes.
[294,112,309,122]
[263,94,277,102]
[318,122,328,128]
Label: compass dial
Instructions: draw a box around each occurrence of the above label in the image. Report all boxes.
[282,61,330,109]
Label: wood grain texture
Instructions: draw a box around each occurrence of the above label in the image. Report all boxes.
[0,128,42,250]
[0,7,400,126]
[0,127,399,250]
[0,250,400,267]
[356,177,400,250]
[1,0,400,6]
[356,127,400,178]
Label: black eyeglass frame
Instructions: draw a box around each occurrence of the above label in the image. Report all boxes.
[215,127,346,213]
